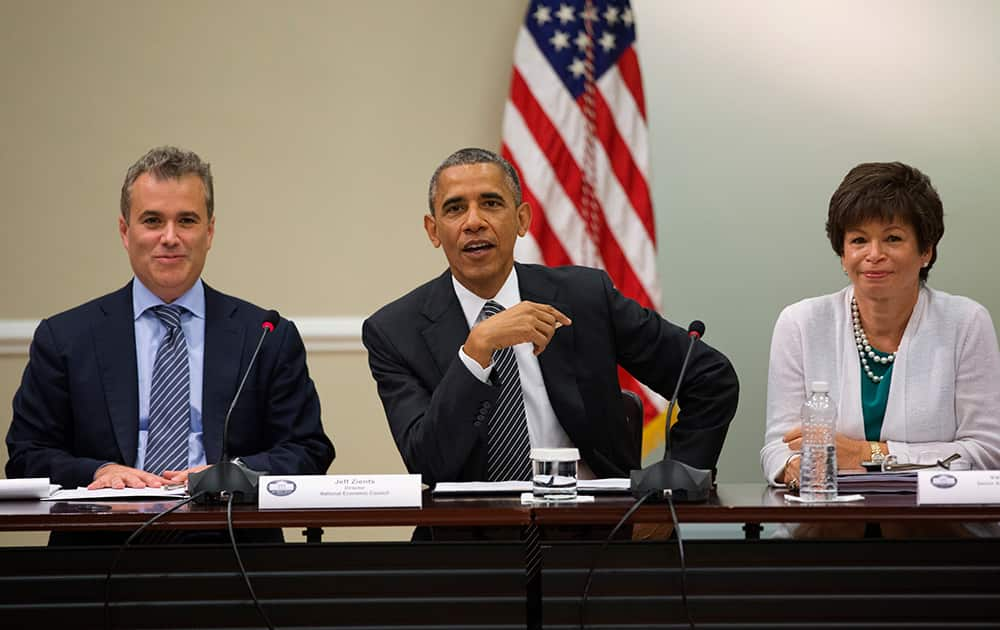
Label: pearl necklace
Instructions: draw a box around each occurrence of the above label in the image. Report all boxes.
[852,297,896,383]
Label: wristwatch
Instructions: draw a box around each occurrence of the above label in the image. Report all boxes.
[869,441,886,464]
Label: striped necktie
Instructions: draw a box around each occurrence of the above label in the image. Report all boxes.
[482,300,532,481]
[144,304,190,475]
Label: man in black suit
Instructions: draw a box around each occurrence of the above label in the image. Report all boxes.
[363,148,738,486]
[6,146,334,496]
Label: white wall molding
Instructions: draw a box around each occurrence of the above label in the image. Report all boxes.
[0,321,40,357]
[0,316,366,357]
[291,316,366,353]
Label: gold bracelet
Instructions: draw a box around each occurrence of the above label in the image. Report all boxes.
[869,441,885,464]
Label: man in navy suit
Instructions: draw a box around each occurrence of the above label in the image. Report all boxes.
[6,146,334,494]
[363,148,738,486]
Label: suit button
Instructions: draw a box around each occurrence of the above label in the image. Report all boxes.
[473,420,482,427]
[483,401,493,410]
[476,414,485,422]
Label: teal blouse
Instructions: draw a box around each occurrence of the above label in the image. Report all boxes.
[860,347,894,441]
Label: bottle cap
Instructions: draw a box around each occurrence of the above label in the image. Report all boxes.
[810,380,830,393]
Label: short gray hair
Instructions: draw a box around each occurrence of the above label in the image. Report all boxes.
[120,146,214,221]
[427,147,522,214]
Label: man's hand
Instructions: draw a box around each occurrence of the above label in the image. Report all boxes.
[162,464,211,484]
[88,463,171,490]
[464,301,572,367]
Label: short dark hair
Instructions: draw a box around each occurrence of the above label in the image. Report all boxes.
[427,147,522,214]
[120,146,214,221]
[826,162,944,281]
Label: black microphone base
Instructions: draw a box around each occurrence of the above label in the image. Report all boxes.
[630,459,713,503]
[188,462,260,505]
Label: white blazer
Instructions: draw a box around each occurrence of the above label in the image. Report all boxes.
[761,285,1000,483]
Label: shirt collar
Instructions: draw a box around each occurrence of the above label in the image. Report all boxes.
[451,267,521,329]
[132,277,206,321]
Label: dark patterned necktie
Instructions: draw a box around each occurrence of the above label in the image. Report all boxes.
[482,300,532,481]
[144,305,190,475]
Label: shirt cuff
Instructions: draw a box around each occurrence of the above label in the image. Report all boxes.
[885,441,913,464]
[459,346,494,383]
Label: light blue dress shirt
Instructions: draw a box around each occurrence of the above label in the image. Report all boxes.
[132,278,207,471]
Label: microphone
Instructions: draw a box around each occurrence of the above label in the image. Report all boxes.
[188,310,281,505]
[629,320,714,502]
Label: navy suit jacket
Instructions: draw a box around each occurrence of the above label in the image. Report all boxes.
[362,263,738,485]
[6,282,334,488]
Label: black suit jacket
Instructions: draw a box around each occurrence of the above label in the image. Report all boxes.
[6,282,334,488]
[362,264,738,485]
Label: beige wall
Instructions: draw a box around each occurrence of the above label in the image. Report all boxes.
[2,0,999,546]
[0,0,524,544]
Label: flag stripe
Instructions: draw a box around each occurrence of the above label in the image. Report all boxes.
[512,32,660,300]
[615,46,647,121]
[504,144,575,268]
[593,66,656,247]
[507,69,655,309]
[503,2,667,438]
[503,102,597,265]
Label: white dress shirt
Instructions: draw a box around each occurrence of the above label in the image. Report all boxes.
[132,278,208,471]
[454,269,594,479]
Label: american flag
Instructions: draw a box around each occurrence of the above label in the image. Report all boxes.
[501,0,670,459]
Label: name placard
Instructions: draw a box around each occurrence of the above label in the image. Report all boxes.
[258,474,423,510]
[917,470,1000,505]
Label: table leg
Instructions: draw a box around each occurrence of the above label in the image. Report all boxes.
[303,527,324,543]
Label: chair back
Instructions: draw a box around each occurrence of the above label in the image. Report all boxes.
[621,389,644,463]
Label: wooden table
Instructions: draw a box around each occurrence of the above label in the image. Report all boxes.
[5,483,998,531]
[0,484,997,629]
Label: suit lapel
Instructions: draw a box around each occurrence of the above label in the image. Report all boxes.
[420,270,471,379]
[516,264,587,438]
[202,285,244,464]
[94,284,141,466]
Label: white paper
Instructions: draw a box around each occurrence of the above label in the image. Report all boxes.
[0,478,59,500]
[784,493,865,503]
[433,478,630,494]
[580,478,631,491]
[42,486,189,501]
[434,481,531,494]
[520,492,596,505]
[258,474,422,509]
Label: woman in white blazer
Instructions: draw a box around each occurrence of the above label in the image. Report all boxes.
[762,162,1000,493]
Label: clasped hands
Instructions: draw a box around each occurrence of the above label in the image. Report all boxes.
[89,463,211,490]
[780,426,875,484]
[464,301,572,368]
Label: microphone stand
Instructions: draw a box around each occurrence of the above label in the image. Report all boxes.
[189,313,278,505]
[629,323,713,503]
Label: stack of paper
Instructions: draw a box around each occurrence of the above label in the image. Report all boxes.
[0,478,59,500]
[43,486,188,501]
[837,470,918,493]
[0,478,189,501]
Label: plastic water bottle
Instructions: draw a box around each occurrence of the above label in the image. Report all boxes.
[798,381,837,502]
